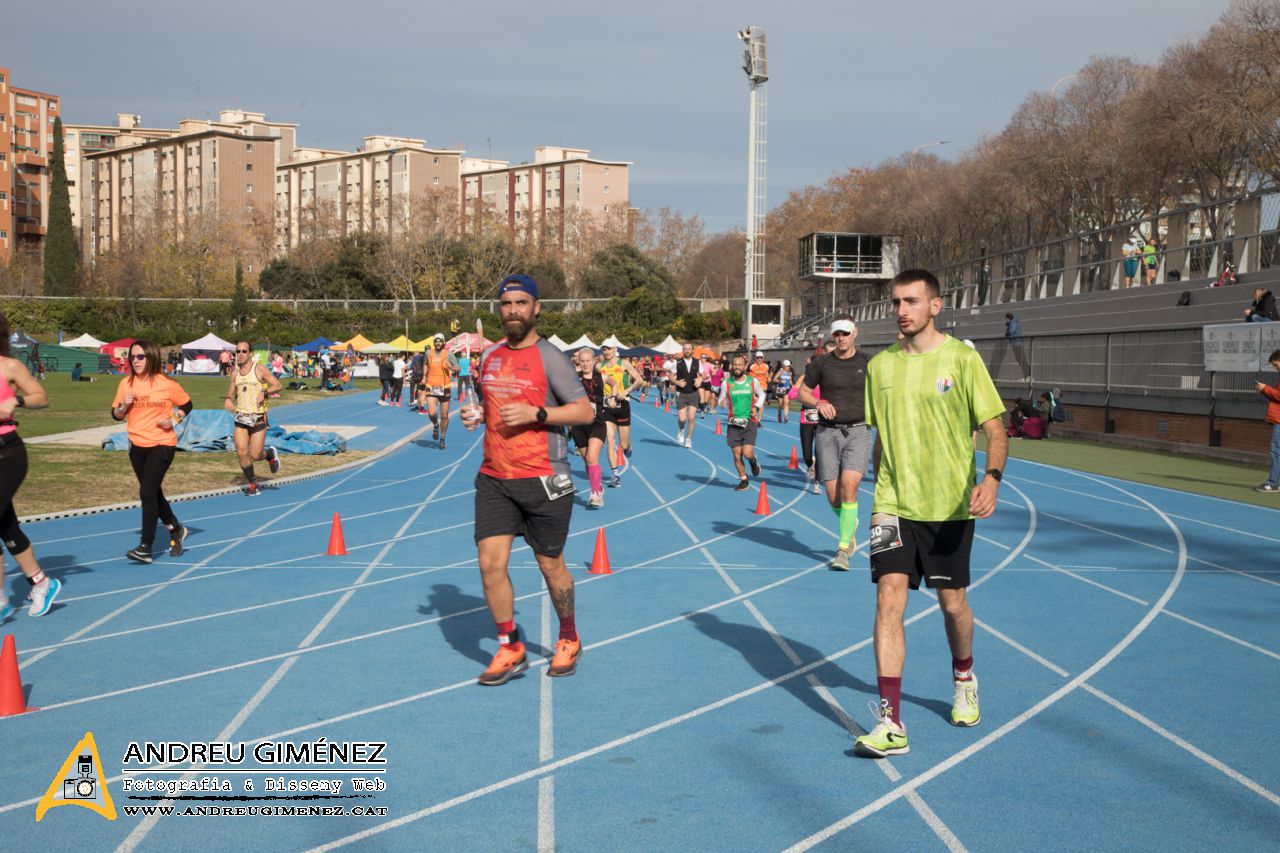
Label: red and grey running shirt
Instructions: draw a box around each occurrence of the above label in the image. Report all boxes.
[476,338,586,479]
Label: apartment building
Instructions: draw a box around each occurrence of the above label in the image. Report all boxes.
[275,135,461,252]
[81,129,277,260]
[62,114,178,234]
[460,146,630,250]
[0,66,59,264]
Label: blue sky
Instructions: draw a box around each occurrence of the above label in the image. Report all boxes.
[6,0,1229,231]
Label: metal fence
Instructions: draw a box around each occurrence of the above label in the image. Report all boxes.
[829,188,1280,325]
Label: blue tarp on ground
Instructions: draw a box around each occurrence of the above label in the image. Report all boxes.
[101,409,346,454]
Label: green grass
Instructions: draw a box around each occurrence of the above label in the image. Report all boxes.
[16,376,379,438]
[983,434,1279,508]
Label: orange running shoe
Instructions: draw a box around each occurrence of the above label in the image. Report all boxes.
[547,637,582,677]
[478,644,528,686]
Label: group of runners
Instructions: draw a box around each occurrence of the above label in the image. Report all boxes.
[1,267,1009,761]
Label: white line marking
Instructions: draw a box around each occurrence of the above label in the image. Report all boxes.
[780,472,1186,851]
[972,618,1070,677]
[1025,555,1150,605]
[1161,610,1280,663]
[538,592,555,852]
[1080,683,1280,808]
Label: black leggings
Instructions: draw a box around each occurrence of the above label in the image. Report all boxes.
[800,422,817,468]
[129,444,178,546]
[0,437,33,555]
[391,377,404,403]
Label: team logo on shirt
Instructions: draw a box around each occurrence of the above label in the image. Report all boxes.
[936,377,954,394]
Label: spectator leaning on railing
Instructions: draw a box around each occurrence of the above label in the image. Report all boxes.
[1244,288,1278,323]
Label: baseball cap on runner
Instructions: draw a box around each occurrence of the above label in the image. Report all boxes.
[754,351,764,358]
[434,333,446,342]
[499,274,539,299]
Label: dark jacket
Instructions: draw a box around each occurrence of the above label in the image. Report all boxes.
[1249,290,1278,321]
[673,357,700,391]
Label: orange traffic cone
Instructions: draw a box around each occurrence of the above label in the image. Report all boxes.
[654,398,660,408]
[754,481,772,516]
[0,634,32,716]
[327,512,347,556]
[788,446,799,470]
[664,399,670,413]
[714,418,723,435]
[588,527,612,574]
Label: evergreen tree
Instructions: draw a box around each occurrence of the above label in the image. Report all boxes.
[231,258,249,332]
[43,116,77,295]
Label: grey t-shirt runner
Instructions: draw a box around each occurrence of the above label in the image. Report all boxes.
[802,351,869,426]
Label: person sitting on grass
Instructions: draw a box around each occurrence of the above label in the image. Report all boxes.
[69,363,97,382]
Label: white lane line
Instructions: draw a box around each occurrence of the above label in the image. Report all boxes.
[1080,683,1280,808]
[779,472,1186,851]
[537,592,555,853]
[1161,610,1280,663]
[116,428,477,853]
[1026,554,1150,605]
[964,594,1280,815]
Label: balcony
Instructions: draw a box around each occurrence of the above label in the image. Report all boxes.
[15,150,47,168]
[16,218,46,236]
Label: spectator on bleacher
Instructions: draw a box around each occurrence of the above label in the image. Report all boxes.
[1244,288,1278,323]
[1122,240,1141,288]
[1142,239,1159,286]
[1005,313,1029,377]
[1255,349,1280,493]
[1211,261,1238,288]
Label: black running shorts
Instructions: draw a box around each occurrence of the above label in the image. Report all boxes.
[869,516,974,590]
[570,420,607,448]
[474,472,574,558]
[603,398,631,426]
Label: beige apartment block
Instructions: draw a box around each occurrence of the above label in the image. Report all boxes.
[82,129,277,265]
[460,146,630,250]
[62,114,178,234]
[275,136,461,252]
[1,65,59,265]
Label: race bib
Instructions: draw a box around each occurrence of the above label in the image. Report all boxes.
[869,513,904,556]
[540,472,576,501]
[802,409,819,424]
[728,416,749,428]
[605,395,619,409]
[429,386,446,396]
[234,412,262,428]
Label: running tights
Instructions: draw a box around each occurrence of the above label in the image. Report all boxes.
[0,438,32,555]
[800,423,817,468]
[391,377,404,403]
[129,444,178,547]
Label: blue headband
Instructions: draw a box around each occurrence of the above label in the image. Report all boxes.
[499,274,539,299]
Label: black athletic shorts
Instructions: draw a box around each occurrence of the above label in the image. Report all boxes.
[869,516,974,590]
[474,472,574,558]
[570,420,607,448]
[603,397,631,426]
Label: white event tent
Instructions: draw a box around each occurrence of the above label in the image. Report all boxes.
[654,335,682,353]
[600,334,629,350]
[63,333,108,349]
[180,332,235,374]
[546,334,572,351]
[564,334,598,351]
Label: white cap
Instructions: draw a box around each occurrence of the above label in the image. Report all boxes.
[782,359,791,366]
[433,333,445,341]
[830,318,856,335]
[754,351,764,358]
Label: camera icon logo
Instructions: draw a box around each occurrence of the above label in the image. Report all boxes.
[62,754,97,800]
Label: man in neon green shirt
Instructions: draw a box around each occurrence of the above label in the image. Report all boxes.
[718,354,766,490]
[854,269,1008,759]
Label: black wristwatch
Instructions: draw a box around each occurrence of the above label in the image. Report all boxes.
[985,468,1003,482]
[15,395,24,408]
[535,406,548,424]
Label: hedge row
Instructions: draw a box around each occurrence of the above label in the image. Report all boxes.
[1,297,740,349]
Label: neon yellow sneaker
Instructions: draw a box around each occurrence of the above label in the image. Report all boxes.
[951,674,980,726]
[854,700,908,758]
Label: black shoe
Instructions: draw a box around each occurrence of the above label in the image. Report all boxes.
[438,439,446,450]
[126,544,154,564]
[168,525,188,558]
[432,424,439,441]
[749,456,761,477]
[266,446,281,475]
[735,479,750,491]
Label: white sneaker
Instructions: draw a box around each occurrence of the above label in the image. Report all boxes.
[674,431,684,445]
[951,674,980,726]
[587,491,604,509]
[28,577,61,618]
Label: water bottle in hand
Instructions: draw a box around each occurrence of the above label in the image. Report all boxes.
[460,382,482,430]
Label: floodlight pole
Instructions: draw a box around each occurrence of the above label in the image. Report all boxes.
[739,27,768,346]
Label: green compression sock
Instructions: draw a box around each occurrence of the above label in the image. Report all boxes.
[838,502,859,550]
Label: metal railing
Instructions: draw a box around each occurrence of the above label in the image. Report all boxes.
[794,188,1280,326]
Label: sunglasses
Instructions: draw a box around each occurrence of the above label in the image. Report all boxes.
[831,331,851,337]
[236,349,250,353]
[130,354,148,361]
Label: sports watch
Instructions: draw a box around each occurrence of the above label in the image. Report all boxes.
[985,468,1003,482]
[535,406,548,423]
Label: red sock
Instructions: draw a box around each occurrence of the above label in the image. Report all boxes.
[877,676,902,723]
[496,621,521,649]
[953,656,973,680]
[558,615,577,643]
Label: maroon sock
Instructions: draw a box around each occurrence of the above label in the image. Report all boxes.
[558,615,577,642]
[953,656,973,680]
[496,620,520,648]
[877,676,902,723]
